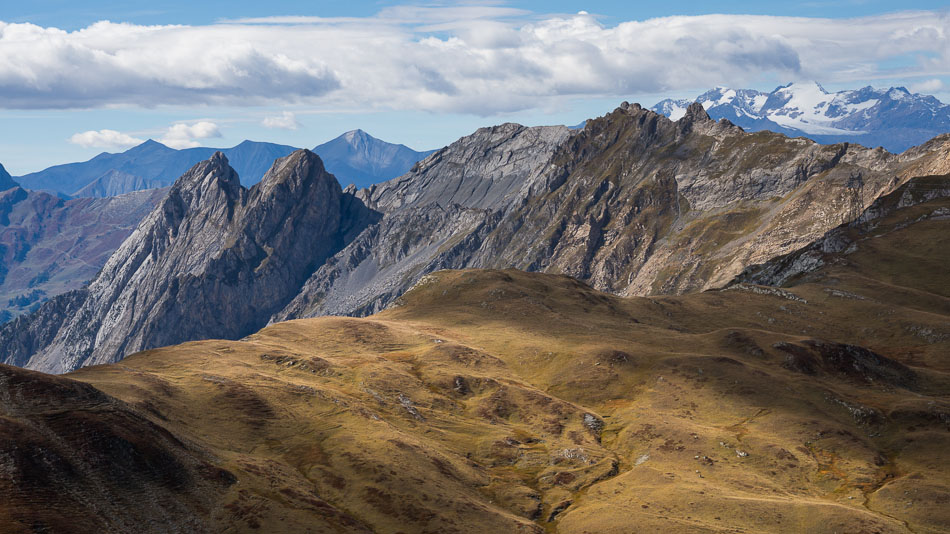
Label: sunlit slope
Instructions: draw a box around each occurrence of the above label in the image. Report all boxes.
[2,181,946,533]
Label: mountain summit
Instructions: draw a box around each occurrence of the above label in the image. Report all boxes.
[313,129,435,189]
[652,82,950,152]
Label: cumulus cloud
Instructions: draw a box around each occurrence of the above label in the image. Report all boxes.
[68,129,143,149]
[1,9,948,113]
[158,121,222,149]
[262,111,301,130]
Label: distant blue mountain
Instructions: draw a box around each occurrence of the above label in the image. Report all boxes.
[17,132,436,197]
[16,140,299,196]
[314,129,435,189]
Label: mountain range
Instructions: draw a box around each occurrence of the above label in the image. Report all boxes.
[652,82,950,152]
[15,130,433,197]
[1,170,947,532]
[3,102,949,372]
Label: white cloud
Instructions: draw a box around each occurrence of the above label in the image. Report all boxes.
[1,10,948,114]
[158,121,222,149]
[262,111,301,130]
[68,129,143,149]
[911,79,945,93]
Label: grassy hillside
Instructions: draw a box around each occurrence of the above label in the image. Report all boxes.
[2,178,948,533]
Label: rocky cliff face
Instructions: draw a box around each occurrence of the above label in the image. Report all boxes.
[274,122,571,319]
[731,173,950,288]
[2,150,356,372]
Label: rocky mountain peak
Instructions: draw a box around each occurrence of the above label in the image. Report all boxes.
[172,151,240,196]
[254,149,328,194]
[243,149,344,254]
[342,129,369,143]
[313,130,435,189]
[682,101,712,123]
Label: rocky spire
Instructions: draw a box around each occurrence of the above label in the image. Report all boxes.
[676,102,712,134]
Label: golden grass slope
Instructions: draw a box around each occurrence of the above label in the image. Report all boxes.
[2,182,949,533]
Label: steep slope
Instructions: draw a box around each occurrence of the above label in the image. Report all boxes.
[0,364,241,533]
[653,82,950,152]
[278,103,950,319]
[17,139,299,195]
[733,174,950,289]
[0,186,165,322]
[313,129,435,189]
[0,150,360,372]
[3,183,947,532]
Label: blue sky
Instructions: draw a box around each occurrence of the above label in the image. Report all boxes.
[1,1,949,175]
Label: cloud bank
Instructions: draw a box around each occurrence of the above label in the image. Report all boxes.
[68,129,143,149]
[70,121,222,150]
[262,111,301,130]
[159,121,222,148]
[2,9,948,113]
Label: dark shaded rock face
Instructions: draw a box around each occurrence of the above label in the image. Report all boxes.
[774,339,917,389]
[0,364,233,534]
[1,150,360,372]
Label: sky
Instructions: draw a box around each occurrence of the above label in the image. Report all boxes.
[1,1,949,175]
